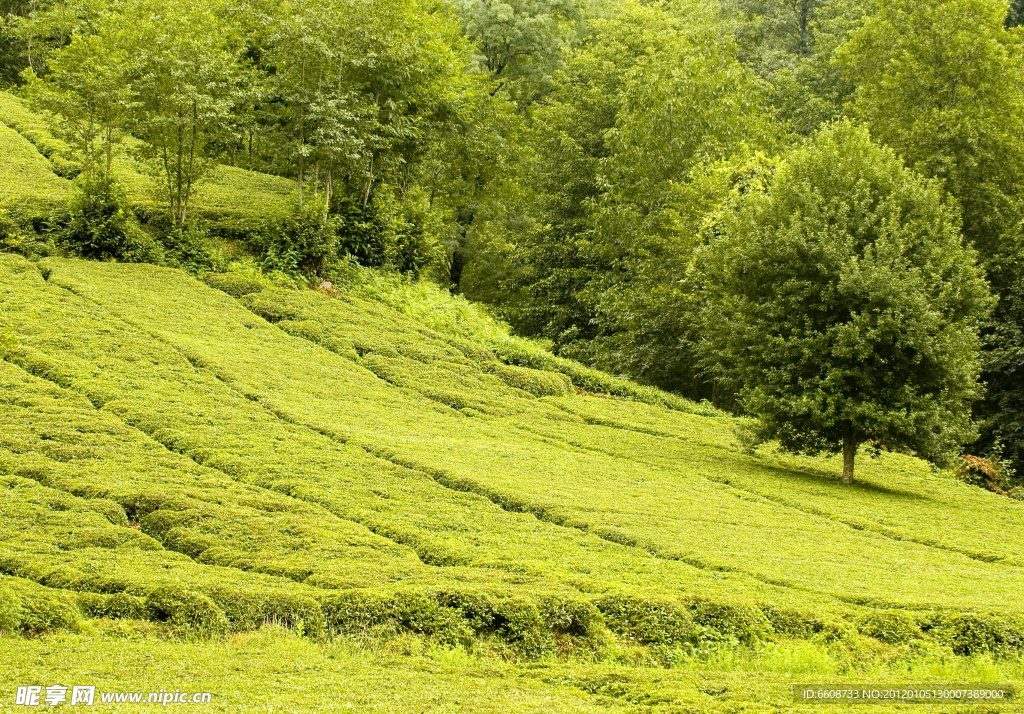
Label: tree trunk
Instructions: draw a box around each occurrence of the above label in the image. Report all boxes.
[842,421,856,485]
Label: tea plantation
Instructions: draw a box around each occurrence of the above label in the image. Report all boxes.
[0,254,1022,711]
[2,91,1023,713]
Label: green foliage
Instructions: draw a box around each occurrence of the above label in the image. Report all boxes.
[835,0,1024,260]
[159,221,229,275]
[702,121,994,477]
[0,583,21,633]
[145,587,229,637]
[0,208,25,253]
[202,272,266,299]
[3,578,82,635]
[485,362,572,397]
[0,90,81,177]
[251,201,340,277]
[931,612,1024,656]
[451,0,585,107]
[594,595,699,648]
[63,174,161,262]
[492,0,779,383]
[0,103,70,212]
[856,610,923,645]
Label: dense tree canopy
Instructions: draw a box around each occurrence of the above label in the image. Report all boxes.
[702,122,993,482]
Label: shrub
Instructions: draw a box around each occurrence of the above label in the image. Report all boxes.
[593,595,698,648]
[321,590,471,646]
[0,584,22,633]
[145,587,228,637]
[685,598,772,645]
[239,292,304,323]
[321,336,359,360]
[278,319,325,343]
[0,209,24,254]
[63,175,162,263]
[0,208,51,258]
[762,606,854,641]
[332,191,443,278]
[161,222,229,274]
[251,201,340,277]
[77,592,150,620]
[930,612,1023,656]
[486,363,573,397]
[956,453,1019,497]
[202,272,265,298]
[539,595,607,648]
[6,581,82,635]
[856,610,923,644]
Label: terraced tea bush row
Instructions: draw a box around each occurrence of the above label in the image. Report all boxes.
[0,122,69,214]
[0,92,81,179]
[56,260,1024,615]
[3,255,1023,661]
[0,256,811,631]
[320,265,717,413]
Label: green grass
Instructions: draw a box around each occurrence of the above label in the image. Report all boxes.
[1,626,1019,713]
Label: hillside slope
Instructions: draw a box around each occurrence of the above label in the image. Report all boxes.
[2,254,1022,639]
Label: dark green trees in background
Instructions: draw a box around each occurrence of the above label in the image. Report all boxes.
[702,122,993,483]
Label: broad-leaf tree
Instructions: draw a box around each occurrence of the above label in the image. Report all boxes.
[702,121,993,483]
[836,0,1024,475]
[116,0,252,224]
[26,28,135,178]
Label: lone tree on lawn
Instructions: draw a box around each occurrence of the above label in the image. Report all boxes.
[703,121,994,484]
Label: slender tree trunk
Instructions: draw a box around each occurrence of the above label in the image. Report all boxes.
[298,122,304,208]
[842,421,856,485]
[105,121,113,179]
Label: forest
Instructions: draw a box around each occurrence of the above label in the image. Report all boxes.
[3,0,1024,483]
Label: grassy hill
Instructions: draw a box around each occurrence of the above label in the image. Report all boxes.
[1,91,1023,713]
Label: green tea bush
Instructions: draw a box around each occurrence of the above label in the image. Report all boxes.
[145,587,229,637]
[762,606,854,641]
[195,585,327,639]
[594,595,698,648]
[5,580,82,635]
[239,292,304,323]
[435,591,562,657]
[856,610,923,645]
[278,319,325,343]
[486,363,572,397]
[322,590,471,646]
[202,272,265,298]
[321,336,359,360]
[0,584,22,633]
[539,596,606,645]
[63,175,162,263]
[930,612,1024,656]
[77,592,150,621]
[686,598,772,646]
